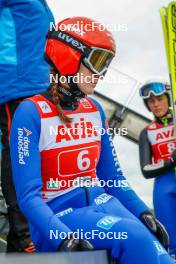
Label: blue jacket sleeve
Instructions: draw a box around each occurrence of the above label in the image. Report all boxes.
[91,98,150,218]
[10,100,71,251]
[0,0,54,104]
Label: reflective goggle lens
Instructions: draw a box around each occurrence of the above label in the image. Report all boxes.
[84,48,114,75]
[89,49,114,74]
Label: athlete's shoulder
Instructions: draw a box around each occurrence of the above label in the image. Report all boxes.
[13,98,40,124]
[15,98,38,113]
[11,99,41,143]
[87,96,105,115]
[87,96,108,129]
[146,120,158,130]
[139,127,148,143]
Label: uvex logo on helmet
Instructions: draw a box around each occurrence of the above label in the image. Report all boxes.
[57,32,87,52]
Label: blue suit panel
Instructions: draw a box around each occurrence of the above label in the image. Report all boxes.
[0,0,54,104]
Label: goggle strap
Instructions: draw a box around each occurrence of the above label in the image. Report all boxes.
[47,29,92,57]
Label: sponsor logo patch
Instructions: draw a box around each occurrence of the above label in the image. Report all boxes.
[57,32,86,52]
[149,123,157,129]
[155,128,174,141]
[38,101,52,114]
[46,179,61,190]
[80,98,92,109]
[96,216,121,230]
[18,127,32,165]
[94,193,112,205]
[56,208,73,217]
[56,118,98,143]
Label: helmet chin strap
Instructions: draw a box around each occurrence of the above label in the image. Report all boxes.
[58,75,86,110]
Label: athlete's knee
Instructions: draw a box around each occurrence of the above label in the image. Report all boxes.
[113,219,151,247]
[110,219,154,260]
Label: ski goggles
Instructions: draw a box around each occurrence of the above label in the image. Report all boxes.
[83,47,115,75]
[139,82,167,99]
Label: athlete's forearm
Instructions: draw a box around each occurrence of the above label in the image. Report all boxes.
[142,159,175,178]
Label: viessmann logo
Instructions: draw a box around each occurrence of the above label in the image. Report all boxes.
[18,127,32,165]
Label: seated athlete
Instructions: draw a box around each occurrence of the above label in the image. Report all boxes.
[10,17,174,263]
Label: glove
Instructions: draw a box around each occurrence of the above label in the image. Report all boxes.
[140,212,170,251]
[58,234,94,252]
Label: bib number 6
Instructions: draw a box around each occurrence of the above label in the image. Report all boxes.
[77,150,90,171]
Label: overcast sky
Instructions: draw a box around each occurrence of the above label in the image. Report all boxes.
[47,0,172,207]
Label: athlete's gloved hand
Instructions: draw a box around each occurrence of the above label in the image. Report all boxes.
[140,212,169,251]
[58,234,94,252]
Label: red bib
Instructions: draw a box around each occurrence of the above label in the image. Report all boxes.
[29,95,101,201]
[147,120,176,163]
